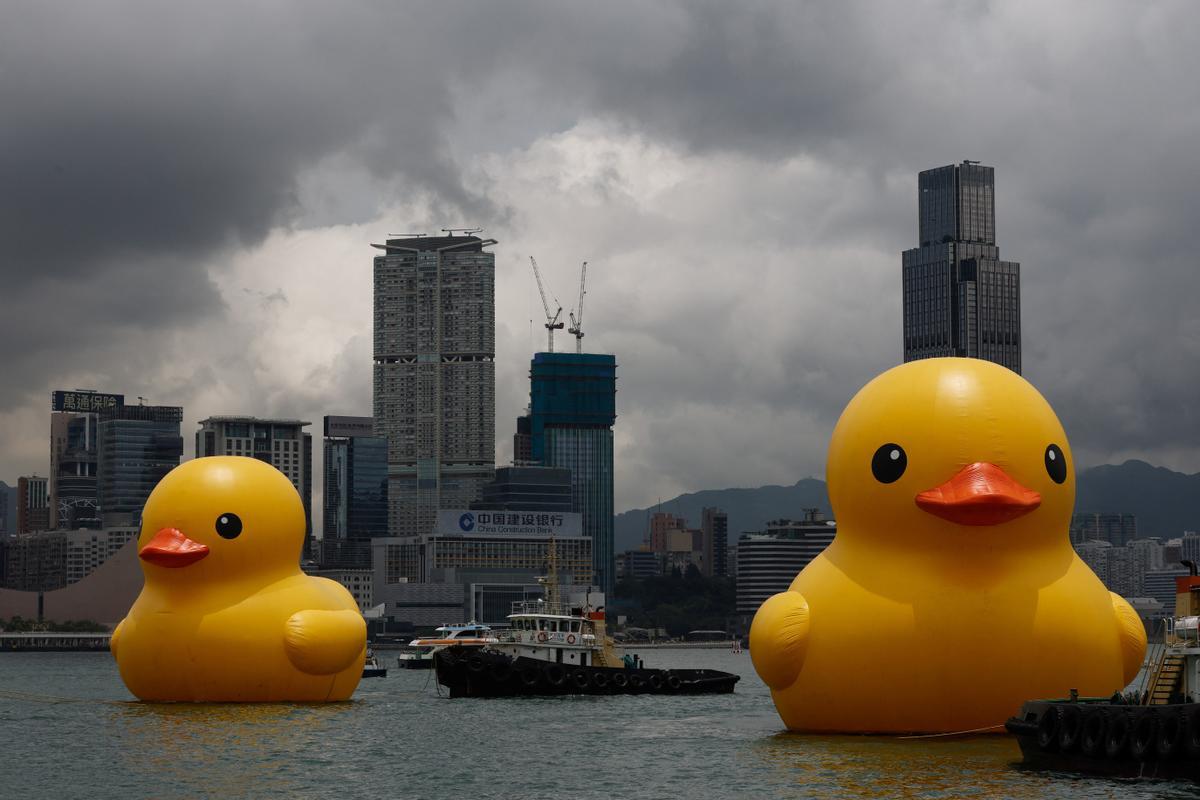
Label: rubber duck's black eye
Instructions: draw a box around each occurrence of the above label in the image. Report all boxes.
[215,513,243,539]
[871,444,907,484]
[1045,444,1067,485]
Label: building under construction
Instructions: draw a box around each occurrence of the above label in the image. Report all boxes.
[372,234,497,537]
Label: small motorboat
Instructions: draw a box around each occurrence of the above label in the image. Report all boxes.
[362,651,387,678]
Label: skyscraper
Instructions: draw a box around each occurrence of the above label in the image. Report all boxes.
[902,161,1022,373]
[372,234,497,537]
[702,506,729,578]
[528,352,617,596]
[321,415,388,568]
[97,403,183,527]
[49,390,123,529]
[17,475,50,533]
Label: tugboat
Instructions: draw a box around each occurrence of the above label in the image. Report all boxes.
[399,623,496,670]
[1007,570,1200,779]
[433,542,739,698]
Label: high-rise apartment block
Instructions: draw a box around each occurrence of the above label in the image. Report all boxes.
[528,352,617,596]
[17,475,50,534]
[97,404,183,527]
[902,161,1022,373]
[196,416,313,541]
[372,235,497,538]
[49,391,123,529]
[702,507,729,578]
[321,416,388,568]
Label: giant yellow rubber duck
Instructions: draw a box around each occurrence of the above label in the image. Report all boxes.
[750,358,1146,733]
[112,456,366,702]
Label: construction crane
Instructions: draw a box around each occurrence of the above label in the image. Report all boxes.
[567,261,588,354]
[529,256,564,352]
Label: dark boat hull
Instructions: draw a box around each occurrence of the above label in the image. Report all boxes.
[434,645,739,698]
[1006,699,1200,780]
[398,656,434,670]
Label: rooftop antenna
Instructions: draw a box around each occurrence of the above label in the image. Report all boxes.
[441,227,484,236]
[567,261,588,354]
[137,396,147,406]
[387,232,427,237]
[529,256,564,352]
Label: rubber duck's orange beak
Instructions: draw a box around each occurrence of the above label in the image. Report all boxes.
[915,462,1041,526]
[139,527,209,568]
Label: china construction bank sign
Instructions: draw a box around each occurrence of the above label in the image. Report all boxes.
[436,510,583,538]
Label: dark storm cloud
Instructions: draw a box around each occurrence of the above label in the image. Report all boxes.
[1,0,1198,501]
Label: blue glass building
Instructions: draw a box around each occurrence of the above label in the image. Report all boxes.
[322,416,389,568]
[97,404,184,526]
[528,352,617,596]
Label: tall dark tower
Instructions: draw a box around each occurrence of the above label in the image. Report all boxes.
[902,161,1022,373]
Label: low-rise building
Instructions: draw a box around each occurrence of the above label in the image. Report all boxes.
[735,511,836,617]
[371,509,592,628]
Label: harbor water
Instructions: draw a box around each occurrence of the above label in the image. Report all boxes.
[1,649,1196,799]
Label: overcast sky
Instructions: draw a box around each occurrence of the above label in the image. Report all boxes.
[2,1,1197,529]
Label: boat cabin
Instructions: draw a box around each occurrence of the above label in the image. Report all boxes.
[501,601,614,668]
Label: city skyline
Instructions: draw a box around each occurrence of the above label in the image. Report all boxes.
[2,3,1199,519]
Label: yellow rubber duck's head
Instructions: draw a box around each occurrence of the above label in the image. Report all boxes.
[136,456,305,586]
[827,358,1074,549]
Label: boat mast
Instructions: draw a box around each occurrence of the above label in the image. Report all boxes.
[542,535,561,606]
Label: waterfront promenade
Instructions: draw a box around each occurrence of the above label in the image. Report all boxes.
[0,633,111,651]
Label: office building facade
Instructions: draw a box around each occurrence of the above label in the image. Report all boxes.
[702,507,729,578]
[17,475,50,534]
[735,512,837,616]
[475,466,573,512]
[902,161,1022,373]
[1071,512,1138,547]
[49,391,123,530]
[371,511,591,626]
[528,352,617,595]
[372,235,497,538]
[321,416,388,568]
[97,404,183,527]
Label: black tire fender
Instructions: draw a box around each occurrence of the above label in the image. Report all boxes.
[1130,709,1157,761]
[1080,707,1107,758]
[1058,705,1082,752]
[543,665,566,687]
[1106,711,1131,759]
[1157,709,1184,759]
[1036,705,1060,751]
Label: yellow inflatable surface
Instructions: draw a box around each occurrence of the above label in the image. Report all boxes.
[112,457,365,702]
[750,358,1146,733]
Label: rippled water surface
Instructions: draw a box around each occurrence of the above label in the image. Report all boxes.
[2,650,1198,799]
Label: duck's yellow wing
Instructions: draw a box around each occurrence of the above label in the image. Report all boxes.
[284,609,366,675]
[750,591,810,690]
[1111,592,1147,686]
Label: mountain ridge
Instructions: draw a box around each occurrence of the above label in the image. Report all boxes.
[614,460,1200,552]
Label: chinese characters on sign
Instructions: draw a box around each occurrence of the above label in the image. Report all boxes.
[51,391,125,413]
[437,510,583,538]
